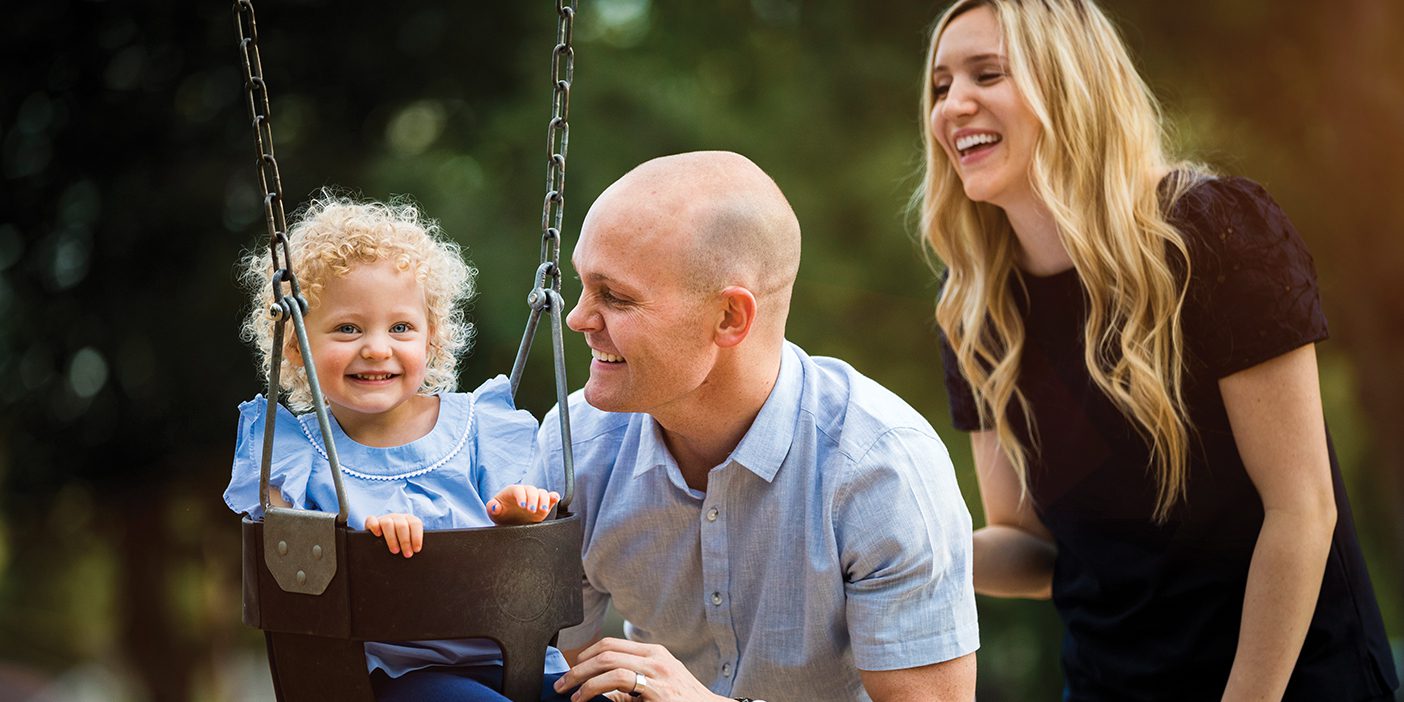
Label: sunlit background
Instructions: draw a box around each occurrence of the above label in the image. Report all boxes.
[1,1,1400,700]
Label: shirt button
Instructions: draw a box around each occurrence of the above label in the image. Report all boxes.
[711,591,722,606]
[706,507,719,522]
[721,662,732,677]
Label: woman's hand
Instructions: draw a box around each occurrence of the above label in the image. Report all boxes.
[364,513,424,558]
[487,484,561,525]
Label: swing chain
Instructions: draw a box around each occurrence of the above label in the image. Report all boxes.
[540,0,576,292]
[234,0,302,304]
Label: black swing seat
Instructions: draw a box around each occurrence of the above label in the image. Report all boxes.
[242,510,584,702]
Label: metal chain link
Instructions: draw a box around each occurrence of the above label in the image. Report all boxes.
[233,0,301,303]
[539,0,576,292]
[233,0,348,525]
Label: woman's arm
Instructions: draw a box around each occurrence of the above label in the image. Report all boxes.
[1219,343,1337,702]
[970,430,1057,599]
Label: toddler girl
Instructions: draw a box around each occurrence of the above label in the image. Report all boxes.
[224,194,583,702]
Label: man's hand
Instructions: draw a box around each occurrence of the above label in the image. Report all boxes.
[486,484,561,525]
[364,513,423,558]
[553,638,729,702]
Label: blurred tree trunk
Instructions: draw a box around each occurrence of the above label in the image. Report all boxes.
[118,488,195,702]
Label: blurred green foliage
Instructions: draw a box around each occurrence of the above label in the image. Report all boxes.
[0,0,1399,700]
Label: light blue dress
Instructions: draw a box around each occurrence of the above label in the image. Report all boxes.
[225,374,569,678]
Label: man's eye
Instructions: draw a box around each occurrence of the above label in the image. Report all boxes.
[390,322,411,334]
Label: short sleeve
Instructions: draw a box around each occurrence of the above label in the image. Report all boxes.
[1175,177,1329,378]
[224,395,318,521]
[835,428,980,670]
[468,375,543,500]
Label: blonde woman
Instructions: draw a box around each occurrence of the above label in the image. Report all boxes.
[919,0,1396,699]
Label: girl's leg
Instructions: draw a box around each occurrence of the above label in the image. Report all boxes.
[542,672,613,702]
[372,666,509,702]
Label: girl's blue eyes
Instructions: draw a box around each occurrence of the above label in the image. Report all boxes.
[333,323,413,334]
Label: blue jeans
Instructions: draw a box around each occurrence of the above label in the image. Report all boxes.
[372,665,610,702]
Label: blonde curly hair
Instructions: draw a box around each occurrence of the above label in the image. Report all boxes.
[240,192,476,413]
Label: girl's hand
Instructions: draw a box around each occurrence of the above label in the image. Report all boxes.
[486,484,561,525]
[364,513,424,558]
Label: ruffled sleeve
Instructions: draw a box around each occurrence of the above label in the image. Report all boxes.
[468,375,544,501]
[1174,177,1329,378]
[224,395,322,521]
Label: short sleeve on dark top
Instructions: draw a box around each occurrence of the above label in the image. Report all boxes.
[1175,176,1329,378]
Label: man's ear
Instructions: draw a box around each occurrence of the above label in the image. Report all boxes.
[714,286,757,349]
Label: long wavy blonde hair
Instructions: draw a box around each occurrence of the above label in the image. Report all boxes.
[239,192,476,412]
[919,0,1207,520]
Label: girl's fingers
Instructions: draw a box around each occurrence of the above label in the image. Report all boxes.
[394,516,413,558]
[365,515,382,537]
[382,517,401,554]
[410,516,424,554]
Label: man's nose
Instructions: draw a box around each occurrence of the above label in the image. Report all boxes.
[565,294,593,333]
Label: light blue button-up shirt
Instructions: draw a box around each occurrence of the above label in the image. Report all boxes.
[537,343,978,701]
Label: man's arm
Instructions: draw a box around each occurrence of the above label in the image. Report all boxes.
[861,653,977,702]
[839,428,980,700]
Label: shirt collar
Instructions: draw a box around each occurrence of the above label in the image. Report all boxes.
[631,343,802,484]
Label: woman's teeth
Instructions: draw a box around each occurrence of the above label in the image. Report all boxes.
[591,349,624,363]
[956,132,1001,155]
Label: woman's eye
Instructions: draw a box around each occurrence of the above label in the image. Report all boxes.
[977,71,1004,83]
[933,83,951,99]
[390,322,411,334]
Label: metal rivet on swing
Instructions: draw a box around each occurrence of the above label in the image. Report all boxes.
[313,544,323,560]
[278,540,288,556]
[296,570,306,585]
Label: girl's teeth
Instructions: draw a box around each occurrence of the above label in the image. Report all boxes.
[591,349,624,363]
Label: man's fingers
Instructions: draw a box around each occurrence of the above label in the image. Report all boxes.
[573,667,645,702]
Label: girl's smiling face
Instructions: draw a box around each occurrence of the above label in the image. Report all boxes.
[296,259,436,441]
[929,5,1042,210]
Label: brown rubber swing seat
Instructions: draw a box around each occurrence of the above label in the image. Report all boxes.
[242,512,584,701]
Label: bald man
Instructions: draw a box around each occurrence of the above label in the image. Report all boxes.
[538,152,978,702]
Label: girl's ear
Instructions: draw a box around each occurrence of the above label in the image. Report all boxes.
[285,338,304,368]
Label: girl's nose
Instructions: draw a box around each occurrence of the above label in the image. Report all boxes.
[360,336,392,359]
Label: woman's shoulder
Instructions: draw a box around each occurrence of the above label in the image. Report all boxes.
[1165,174,1328,376]
[1168,174,1294,250]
